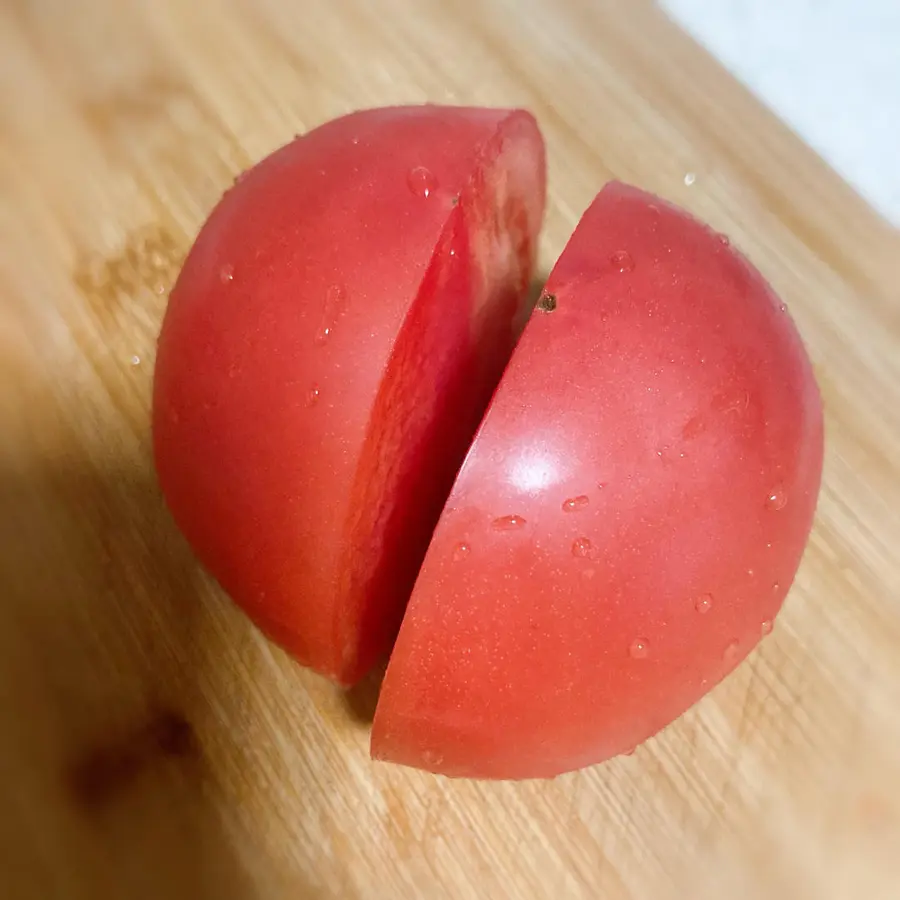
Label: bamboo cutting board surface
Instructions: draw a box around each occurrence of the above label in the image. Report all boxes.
[2,1,899,898]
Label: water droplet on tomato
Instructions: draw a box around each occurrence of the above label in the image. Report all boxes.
[712,389,750,416]
[492,514,526,531]
[629,638,650,659]
[219,264,234,283]
[562,495,589,512]
[407,166,437,198]
[765,485,788,511]
[724,640,740,663]
[452,541,471,561]
[760,619,774,637]
[694,593,713,614]
[571,537,592,558]
[772,581,781,592]
[717,233,731,246]
[315,284,348,346]
[610,250,634,273]
[307,383,321,406]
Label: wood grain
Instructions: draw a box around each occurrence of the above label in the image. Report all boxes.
[2,1,899,898]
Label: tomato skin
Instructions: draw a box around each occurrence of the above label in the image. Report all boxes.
[372,182,824,779]
[152,106,545,685]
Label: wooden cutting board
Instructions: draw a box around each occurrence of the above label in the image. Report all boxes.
[2,1,899,898]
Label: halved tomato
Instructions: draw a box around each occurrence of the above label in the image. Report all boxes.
[371,182,823,778]
[153,106,546,685]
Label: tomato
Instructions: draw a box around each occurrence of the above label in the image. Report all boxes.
[371,182,824,779]
[152,106,546,685]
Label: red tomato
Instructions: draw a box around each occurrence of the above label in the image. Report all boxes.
[371,182,824,778]
[153,106,546,685]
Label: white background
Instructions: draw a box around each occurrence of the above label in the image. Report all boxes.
[660,0,900,227]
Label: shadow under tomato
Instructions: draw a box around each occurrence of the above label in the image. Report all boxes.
[0,444,322,899]
[342,660,388,725]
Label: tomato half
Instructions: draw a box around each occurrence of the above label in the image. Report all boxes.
[153,106,546,685]
[371,182,824,778]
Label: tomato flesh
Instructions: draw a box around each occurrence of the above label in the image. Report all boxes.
[340,116,545,682]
